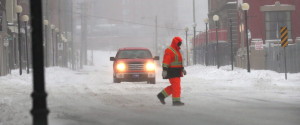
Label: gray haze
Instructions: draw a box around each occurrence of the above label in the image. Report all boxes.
[84,0,208,52]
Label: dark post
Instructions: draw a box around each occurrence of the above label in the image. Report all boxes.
[205,22,208,66]
[230,19,234,70]
[17,13,22,75]
[30,0,49,124]
[245,10,251,72]
[24,21,29,74]
[216,21,219,69]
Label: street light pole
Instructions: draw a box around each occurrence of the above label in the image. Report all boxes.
[230,19,234,71]
[193,0,197,65]
[62,36,68,67]
[44,20,49,67]
[242,3,251,73]
[185,27,189,66]
[213,15,220,69]
[193,23,197,65]
[22,15,30,74]
[30,0,49,124]
[204,18,209,66]
[50,25,55,66]
[16,5,23,75]
[55,28,59,66]
[155,16,158,56]
[70,0,75,70]
[3,38,10,74]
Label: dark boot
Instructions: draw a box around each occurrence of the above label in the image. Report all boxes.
[173,101,184,106]
[157,93,166,105]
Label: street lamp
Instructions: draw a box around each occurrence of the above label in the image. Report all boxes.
[50,24,55,66]
[204,18,209,66]
[43,20,49,67]
[184,27,189,66]
[242,3,251,73]
[193,23,197,65]
[16,5,23,75]
[22,15,30,74]
[213,15,220,69]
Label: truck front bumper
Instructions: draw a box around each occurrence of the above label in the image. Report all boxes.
[115,72,155,82]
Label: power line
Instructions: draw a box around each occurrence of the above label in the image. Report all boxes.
[61,8,186,31]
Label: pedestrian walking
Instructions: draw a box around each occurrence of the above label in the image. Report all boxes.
[157,36,187,106]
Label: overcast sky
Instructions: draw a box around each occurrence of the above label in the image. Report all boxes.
[85,0,209,50]
[177,0,209,31]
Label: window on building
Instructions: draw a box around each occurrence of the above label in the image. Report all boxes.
[265,11,292,40]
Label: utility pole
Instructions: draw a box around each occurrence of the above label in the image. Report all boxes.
[30,0,49,124]
[193,0,197,65]
[80,0,88,68]
[58,0,62,67]
[80,2,84,68]
[155,16,158,56]
[71,0,75,70]
[185,27,189,66]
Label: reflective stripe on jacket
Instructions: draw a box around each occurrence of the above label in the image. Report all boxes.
[162,45,183,79]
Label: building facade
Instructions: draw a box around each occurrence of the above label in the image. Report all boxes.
[195,0,300,73]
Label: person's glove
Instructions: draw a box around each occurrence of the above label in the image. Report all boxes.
[183,69,187,75]
[162,70,167,78]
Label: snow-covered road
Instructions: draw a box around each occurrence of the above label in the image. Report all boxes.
[1,51,300,125]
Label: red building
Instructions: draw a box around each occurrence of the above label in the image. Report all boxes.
[197,0,300,48]
[194,0,300,72]
[243,0,300,44]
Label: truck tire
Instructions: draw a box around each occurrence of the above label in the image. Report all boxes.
[148,78,156,84]
[113,77,121,83]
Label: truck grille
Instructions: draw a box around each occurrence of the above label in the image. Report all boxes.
[128,64,144,71]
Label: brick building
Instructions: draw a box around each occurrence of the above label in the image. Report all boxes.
[195,0,300,72]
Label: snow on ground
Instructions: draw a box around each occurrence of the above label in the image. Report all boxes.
[0,51,300,125]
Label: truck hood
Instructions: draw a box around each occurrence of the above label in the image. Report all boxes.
[116,58,154,63]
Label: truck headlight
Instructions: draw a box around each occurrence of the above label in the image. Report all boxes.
[116,63,126,72]
[146,62,155,71]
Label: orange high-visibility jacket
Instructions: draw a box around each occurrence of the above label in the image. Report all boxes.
[162,37,184,79]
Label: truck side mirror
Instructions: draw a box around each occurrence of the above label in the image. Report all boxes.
[154,56,159,60]
[110,57,115,61]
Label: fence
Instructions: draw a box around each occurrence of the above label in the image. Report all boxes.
[195,41,300,73]
[196,42,232,66]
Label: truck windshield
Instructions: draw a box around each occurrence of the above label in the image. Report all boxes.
[117,50,152,59]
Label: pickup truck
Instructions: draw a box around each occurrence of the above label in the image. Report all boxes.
[110,47,159,84]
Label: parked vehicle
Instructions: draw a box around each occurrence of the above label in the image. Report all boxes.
[110,47,159,84]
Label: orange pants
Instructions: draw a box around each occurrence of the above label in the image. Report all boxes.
[162,77,181,101]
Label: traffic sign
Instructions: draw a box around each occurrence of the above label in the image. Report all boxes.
[280,26,288,47]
